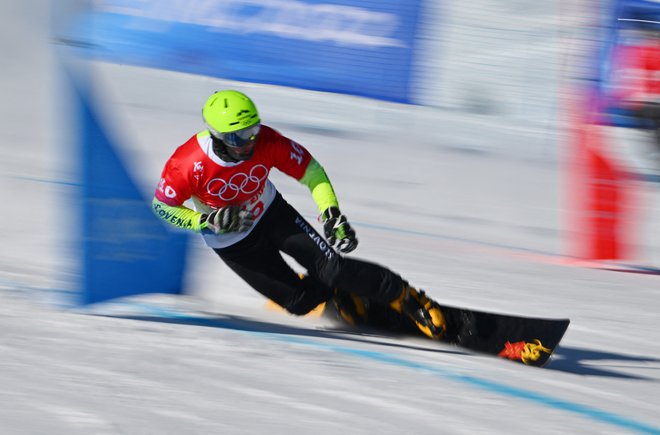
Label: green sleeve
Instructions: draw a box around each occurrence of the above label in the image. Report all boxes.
[299,159,340,214]
[152,197,207,232]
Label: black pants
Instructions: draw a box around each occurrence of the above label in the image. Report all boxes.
[214,193,404,315]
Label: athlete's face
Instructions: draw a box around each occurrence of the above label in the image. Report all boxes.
[219,124,260,161]
[226,140,256,161]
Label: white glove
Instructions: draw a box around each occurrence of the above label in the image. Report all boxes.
[205,206,254,234]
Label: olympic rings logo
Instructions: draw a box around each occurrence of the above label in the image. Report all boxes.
[206,164,269,201]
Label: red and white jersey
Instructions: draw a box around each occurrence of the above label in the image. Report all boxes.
[155,125,312,248]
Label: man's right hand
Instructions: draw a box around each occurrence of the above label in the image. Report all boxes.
[204,206,254,234]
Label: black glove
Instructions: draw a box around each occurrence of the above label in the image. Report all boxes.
[322,206,358,253]
[204,206,254,234]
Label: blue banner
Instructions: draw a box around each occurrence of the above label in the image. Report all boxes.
[68,65,190,305]
[71,0,423,103]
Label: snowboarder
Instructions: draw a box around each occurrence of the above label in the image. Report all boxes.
[152,90,446,339]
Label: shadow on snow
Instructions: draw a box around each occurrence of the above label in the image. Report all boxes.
[547,346,660,380]
[93,310,660,381]
[96,311,469,357]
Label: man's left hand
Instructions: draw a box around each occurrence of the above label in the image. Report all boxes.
[322,206,358,253]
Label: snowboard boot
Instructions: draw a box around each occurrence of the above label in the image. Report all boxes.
[331,291,369,326]
[389,284,446,340]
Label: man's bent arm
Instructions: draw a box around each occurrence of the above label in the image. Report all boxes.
[152,197,207,232]
[298,159,340,214]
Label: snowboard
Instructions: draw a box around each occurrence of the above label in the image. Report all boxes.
[321,298,570,368]
[437,304,570,367]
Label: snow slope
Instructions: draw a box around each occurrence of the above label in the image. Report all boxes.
[2,1,660,434]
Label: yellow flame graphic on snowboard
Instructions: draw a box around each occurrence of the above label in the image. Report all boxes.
[498,339,552,364]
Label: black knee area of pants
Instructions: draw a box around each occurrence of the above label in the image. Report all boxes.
[284,286,334,315]
[318,255,404,304]
[315,253,344,289]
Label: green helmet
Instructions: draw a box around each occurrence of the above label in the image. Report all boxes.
[202,90,260,135]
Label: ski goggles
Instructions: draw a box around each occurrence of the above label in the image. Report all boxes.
[210,123,261,148]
